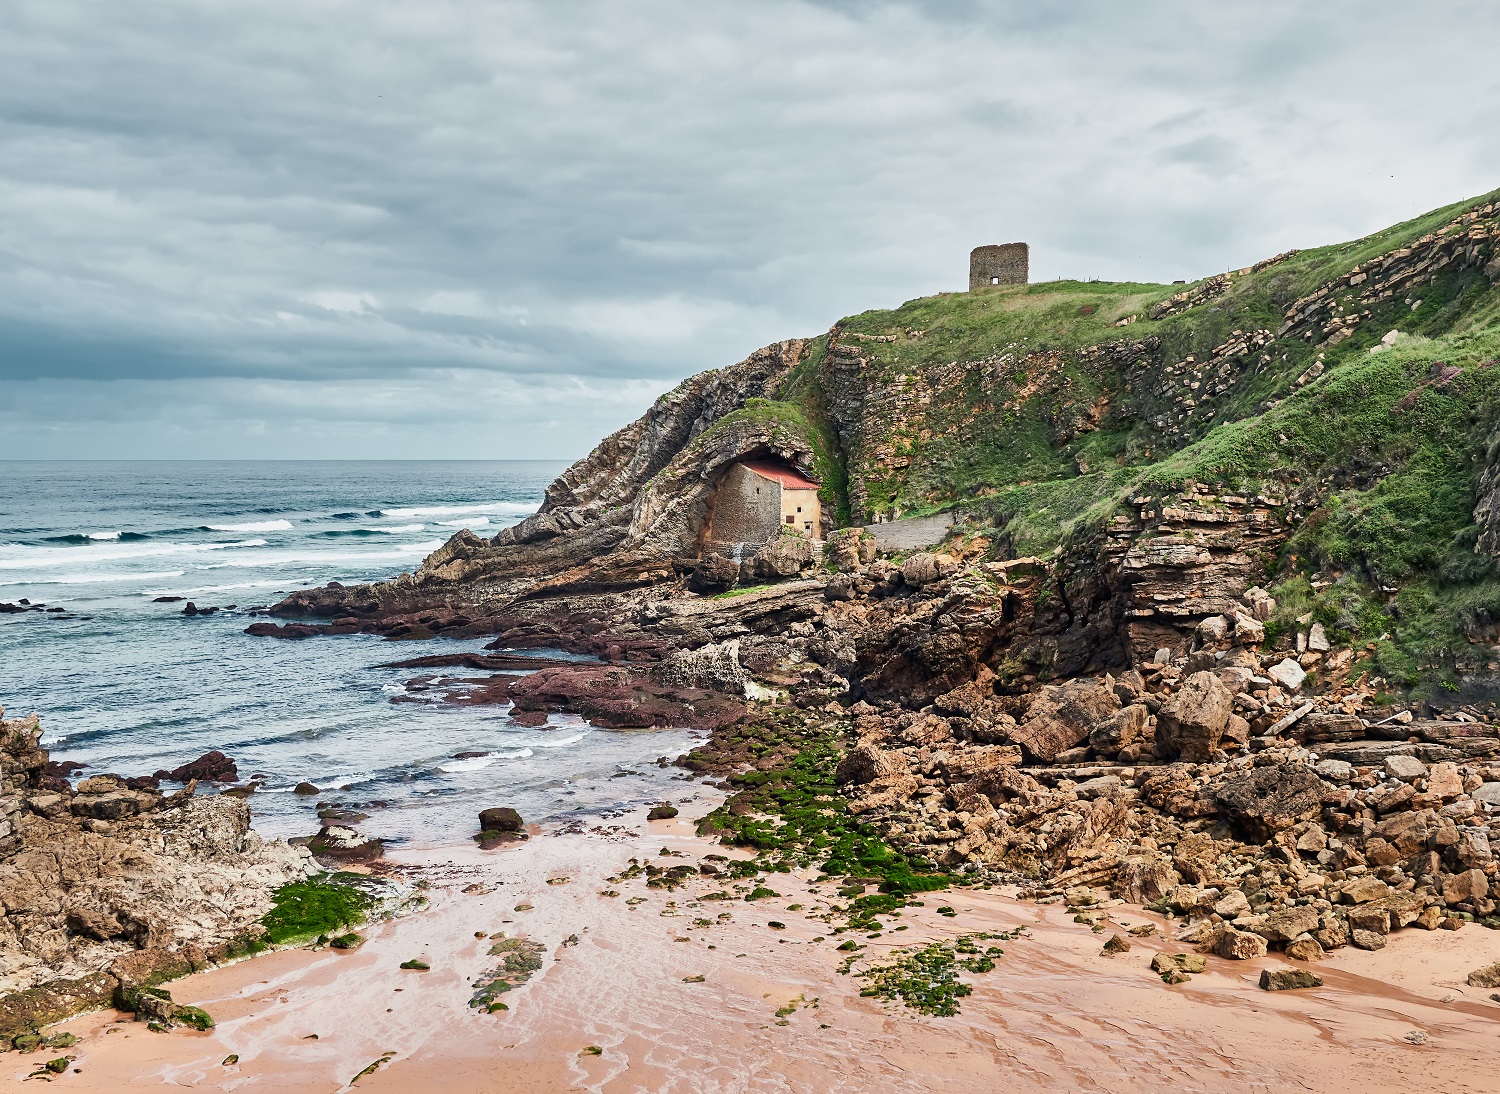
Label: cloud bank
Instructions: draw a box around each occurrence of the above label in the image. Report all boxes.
[1,0,1496,457]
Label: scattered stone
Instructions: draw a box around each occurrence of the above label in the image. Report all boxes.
[1267,659,1307,691]
[1260,967,1324,991]
[1466,962,1500,988]
[647,805,680,821]
[1213,927,1268,960]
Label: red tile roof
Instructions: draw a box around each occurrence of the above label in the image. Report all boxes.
[740,459,820,491]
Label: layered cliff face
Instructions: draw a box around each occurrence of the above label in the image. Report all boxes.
[272,190,1500,697]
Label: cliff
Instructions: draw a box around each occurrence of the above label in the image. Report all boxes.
[238,189,1500,980]
[272,189,1500,699]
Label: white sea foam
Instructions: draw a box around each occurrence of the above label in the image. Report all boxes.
[378,524,426,533]
[379,501,536,519]
[86,531,121,541]
[0,539,269,569]
[380,683,407,696]
[436,517,489,528]
[206,519,293,532]
[438,756,496,772]
[530,732,586,748]
[1,570,188,586]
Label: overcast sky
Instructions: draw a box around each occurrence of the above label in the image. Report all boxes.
[1,1,1496,460]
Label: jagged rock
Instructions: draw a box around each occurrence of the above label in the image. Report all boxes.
[1252,906,1320,944]
[1384,755,1426,781]
[1467,962,1500,988]
[1011,678,1120,763]
[834,743,906,786]
[1266,659,1307,691]
[1213,890,1251,919]
[750,535,815,580]
[1154,671,1233,762]
[1260,967,1323,991]
[159,751,238,784]
[1212,926,1268,960]
[1441,869,1489,904]
[824,529,875,571]
[689,553,741,594]
[657,640,747,693]
[1285,936,1325,961]
[899,552,955,588]
[1115,855,1180,904]
[1210,764,1324,842]
[1090,704,1149,756]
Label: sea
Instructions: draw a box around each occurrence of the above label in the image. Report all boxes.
[0,462,704,846]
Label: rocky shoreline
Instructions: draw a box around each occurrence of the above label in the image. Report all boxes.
[0,709,314,1046]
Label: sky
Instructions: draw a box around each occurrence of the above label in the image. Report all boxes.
[1,1,1497,460]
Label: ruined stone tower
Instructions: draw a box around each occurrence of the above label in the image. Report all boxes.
[969,242,1029,291]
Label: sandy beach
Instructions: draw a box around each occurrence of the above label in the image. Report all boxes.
[19,793,1500,1094]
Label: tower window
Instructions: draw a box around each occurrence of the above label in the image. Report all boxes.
[991,276,1000,285]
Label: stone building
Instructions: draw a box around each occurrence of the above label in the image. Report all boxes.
[705,459,822,550]
[969,242,1029,291]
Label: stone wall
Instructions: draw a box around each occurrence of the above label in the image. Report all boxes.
[705,462,782,550]
[969,242,1029,290]
[781,486,821,537]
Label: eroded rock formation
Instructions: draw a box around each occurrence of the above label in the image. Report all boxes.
[0,710,312,1043]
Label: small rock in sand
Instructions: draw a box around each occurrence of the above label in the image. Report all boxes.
[1260,967,1323,991]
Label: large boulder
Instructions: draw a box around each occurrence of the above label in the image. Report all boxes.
[1009,678,1121,763]
[157,750,238,784]
[833,744,906,787]
[1209,764,1324,842]
[478,807,524,833]
[899,552,956,588]
[1154,671,1233,762]
[1090,703,1149,756]
[749,533,816,580]
[824,528,875,570]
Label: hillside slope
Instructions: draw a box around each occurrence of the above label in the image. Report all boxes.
[277,190,1500,698]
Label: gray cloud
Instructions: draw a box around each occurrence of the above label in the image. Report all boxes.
[1,0,1497,457]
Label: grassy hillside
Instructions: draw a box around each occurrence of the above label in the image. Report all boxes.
[773,187,1500,696]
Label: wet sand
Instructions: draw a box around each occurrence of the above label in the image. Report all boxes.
[21,800,1500,1093]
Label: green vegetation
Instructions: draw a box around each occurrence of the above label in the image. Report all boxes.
[260,874,373,946]
[847,933,1018,1016]
[764,187,1500,695]
[696,713,949,897]
[469,935,546,1013]
[174,1006,214,1031]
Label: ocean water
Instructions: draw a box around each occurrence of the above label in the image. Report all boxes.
[0,462,704,845]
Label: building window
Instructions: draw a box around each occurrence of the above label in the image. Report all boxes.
[796,506,802,513]
[785,515,794,524]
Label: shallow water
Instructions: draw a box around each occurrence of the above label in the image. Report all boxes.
[0,461,702,843]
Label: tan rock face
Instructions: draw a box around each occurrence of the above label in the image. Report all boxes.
[1010,678,1121,763]
[1,709,313,1037]
[1154,671,1233,762]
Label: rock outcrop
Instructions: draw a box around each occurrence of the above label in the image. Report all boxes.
[0,710,313,1045]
